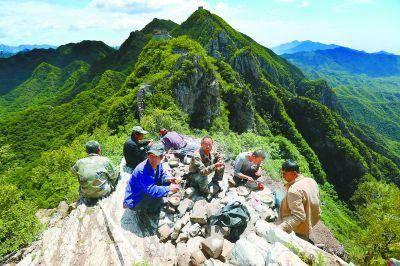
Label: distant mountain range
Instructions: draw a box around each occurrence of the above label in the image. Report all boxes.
[272,40,341,55]
[279,40,400,165]
[280,42,400,77]
[0,44,57,58]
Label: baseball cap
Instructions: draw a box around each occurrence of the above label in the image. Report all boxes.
[132,126,148,134]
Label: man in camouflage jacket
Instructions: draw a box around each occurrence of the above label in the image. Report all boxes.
[72,141,118,206]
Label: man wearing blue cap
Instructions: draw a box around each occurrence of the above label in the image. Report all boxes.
[123,143,180,213]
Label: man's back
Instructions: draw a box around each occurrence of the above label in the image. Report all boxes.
[72,154,117,199]
[162,131,186,150]
[123,137,147,169]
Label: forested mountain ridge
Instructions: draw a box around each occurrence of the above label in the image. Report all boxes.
[0,41,114,95]
[1,8,399,264]
[283,44,400,166]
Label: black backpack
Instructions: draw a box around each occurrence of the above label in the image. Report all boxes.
[210,201,250,242]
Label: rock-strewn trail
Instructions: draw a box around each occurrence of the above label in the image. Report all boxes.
[6,139,349,266]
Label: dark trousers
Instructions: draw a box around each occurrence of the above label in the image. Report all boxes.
[132,194,163,214]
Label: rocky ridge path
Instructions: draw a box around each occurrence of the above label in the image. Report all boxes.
[6,140,349,266]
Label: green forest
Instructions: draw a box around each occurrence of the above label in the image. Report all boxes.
[1,9,399,264]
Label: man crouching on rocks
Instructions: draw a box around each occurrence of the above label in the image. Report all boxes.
[189,136,225,201]
[123,143,180,214]
[72,141,118,206]
[277,159,321,242]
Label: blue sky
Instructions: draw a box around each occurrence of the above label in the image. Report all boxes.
[0,0,399,53]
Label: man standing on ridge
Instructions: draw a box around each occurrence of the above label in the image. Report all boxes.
[123,125,153,172]
[72,140,118,206]
[189,135,225,200]
[277,159,321,242]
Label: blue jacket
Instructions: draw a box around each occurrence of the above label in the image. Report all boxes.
[123,159,171,209]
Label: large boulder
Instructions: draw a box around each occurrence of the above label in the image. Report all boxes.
[202,236,224,259]
[255,220,348,265]
[191,200,208,224]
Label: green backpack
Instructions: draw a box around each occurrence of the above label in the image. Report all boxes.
[210,201,250,242]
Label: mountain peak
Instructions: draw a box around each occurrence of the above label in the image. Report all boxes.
[141,18,178,34]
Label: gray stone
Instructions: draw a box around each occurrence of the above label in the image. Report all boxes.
[206,201,220,217]
[58,201,70,217]
[190,249,207,266]
[219,239,234,262]
[204,258,227,266]
[201,236,224,259]
[231,237,264,266]
[236,186,250,197]
[176,232,189,243]
[191,200,208,225]
[185,187,196,198]
[176,243,190,266]
[187,236,205,254]
[189,223,202,237]
[170,230,179,240]
[157,224,171,242]
[178,198,194,215]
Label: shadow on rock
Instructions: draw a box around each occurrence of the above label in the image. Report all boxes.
[121,208,159,237]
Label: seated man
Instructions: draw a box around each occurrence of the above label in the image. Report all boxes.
[123,126,153,171]
[123,143,180,214]
[72,140,118,206]
[277,160,321,242]
[159,128,199,161]
[189,136,225,197]
[233,150,266,186]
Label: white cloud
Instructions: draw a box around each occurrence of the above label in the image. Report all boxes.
[0,0,208,46]
[300,0,310,8]
[274,0,296,3]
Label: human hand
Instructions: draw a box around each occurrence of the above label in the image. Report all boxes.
[246,176,255,183]
[169,183,180,193]
[214,161,224,168]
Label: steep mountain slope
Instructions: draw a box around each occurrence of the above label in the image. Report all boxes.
[0,41,114,95]
[1,8,399,263]
[171,9,399,197]
[272,40,341,55]
[284,47,400,163]
[0,61,90,117]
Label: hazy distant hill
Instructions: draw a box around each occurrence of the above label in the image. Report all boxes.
[272,40,341,55]
[0,44,56,54]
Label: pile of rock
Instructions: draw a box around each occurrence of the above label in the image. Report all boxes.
[155,158,281,265]
[10,152,349,266]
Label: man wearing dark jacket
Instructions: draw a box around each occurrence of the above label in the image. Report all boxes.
[123,126,153,171]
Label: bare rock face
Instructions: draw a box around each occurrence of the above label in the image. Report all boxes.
[174,54,220,128]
